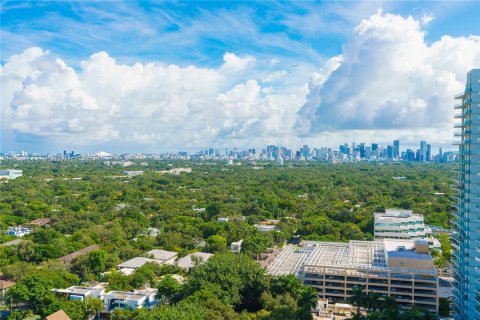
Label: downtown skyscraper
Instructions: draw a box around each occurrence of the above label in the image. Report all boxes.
[452,69,480,320]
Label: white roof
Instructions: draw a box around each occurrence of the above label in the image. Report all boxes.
[146,249,178,261]
[176,252,213,269]
[105,291,150,302]
[118,268,136,275]
[117,257,161,269]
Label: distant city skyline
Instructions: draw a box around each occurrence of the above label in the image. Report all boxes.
[1,1,480,153]
[3,139,457,162]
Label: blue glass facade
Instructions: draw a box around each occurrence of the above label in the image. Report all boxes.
[452,69,480,320]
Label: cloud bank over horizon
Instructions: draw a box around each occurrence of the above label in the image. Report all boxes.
[1,11,480,152]
[296,12,480,134]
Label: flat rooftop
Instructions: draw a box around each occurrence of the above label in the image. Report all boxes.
[267,239,437,276]
[106,290,153,302]
[117,257,162,269]
[266,245,312,276]
[176,252,213,269]
[146,249,178,261]
[375,209,421,219]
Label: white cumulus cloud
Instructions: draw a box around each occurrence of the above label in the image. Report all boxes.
[2,11,479,152]
[1,48,305,149]
[296,11,480,144]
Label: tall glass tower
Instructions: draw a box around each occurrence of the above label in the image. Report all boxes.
[452,69,480,320]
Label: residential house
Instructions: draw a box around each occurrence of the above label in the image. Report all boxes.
[104,289,157,312]
[51,283,107,301]
[6,226,32,237]
[44,310,71,320]
[145,249,178,264]
[176,252,213,270]
[1,279,16,304]
[58,245,100,265]
[230,240,243,253]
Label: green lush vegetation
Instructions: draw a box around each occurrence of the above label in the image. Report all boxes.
[348,287,437,320]
[0,160,454,319]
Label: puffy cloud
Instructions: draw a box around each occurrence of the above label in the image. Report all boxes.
[296,11,480,140]
[1,48,305,149]
[2,11,479,152]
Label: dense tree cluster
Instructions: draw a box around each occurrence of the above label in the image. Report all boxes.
[0,160,453,318]
[348,287,437,320]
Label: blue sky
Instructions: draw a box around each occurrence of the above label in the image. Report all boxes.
[1,1,480,153]
[2,1,478,67]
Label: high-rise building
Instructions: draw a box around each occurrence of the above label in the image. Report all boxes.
[302,144,310,159]
[452,69,480,320]
[393,140,400,158]
[404,149,415,161]
[371,143,379,151]
[359,143,366,158]
[420,141,427,161]
[426,144,431,161]
[387,145,394,159]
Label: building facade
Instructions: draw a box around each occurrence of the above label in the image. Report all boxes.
[452,69,480,320]
[267,239,439,314]
[373,209,441,250]
[0,169,23,180]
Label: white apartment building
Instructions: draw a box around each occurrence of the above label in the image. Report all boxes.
[52,284,157,312]
[374,209,441,250]
[0,169,23,180]
[51,282,107,301]
[123,170,144,176]
[104,289,157,312]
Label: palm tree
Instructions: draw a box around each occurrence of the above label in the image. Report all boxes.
[298,286,318,310]
[348,286,366,315]
[273,274,302,298]
[381,296,400,319]
[296,286,317,320]
[366,292,381,312]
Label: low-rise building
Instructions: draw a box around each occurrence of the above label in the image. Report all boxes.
[123,171,144,176]
[230,240,243,253]
[51,284,157,314]
[117,257,163,274]
[176,252,213,270]
[104,289,157,312]
[169,167,192,174]
[254,224,279,232]
[193,206,206,213]
[0,169,23,180]
[117,250,178,274]
[51,283,107,301]
[139,228,159,237]
[6,226,32,237]
[146,249,178,264]
[28,218,52,226]
[1,280,16,304]
[267,239,439,314]
[44,310,71,320]
[58,245,100,265]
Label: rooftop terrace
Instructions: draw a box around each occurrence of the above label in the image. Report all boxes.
[267,239,437,277]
